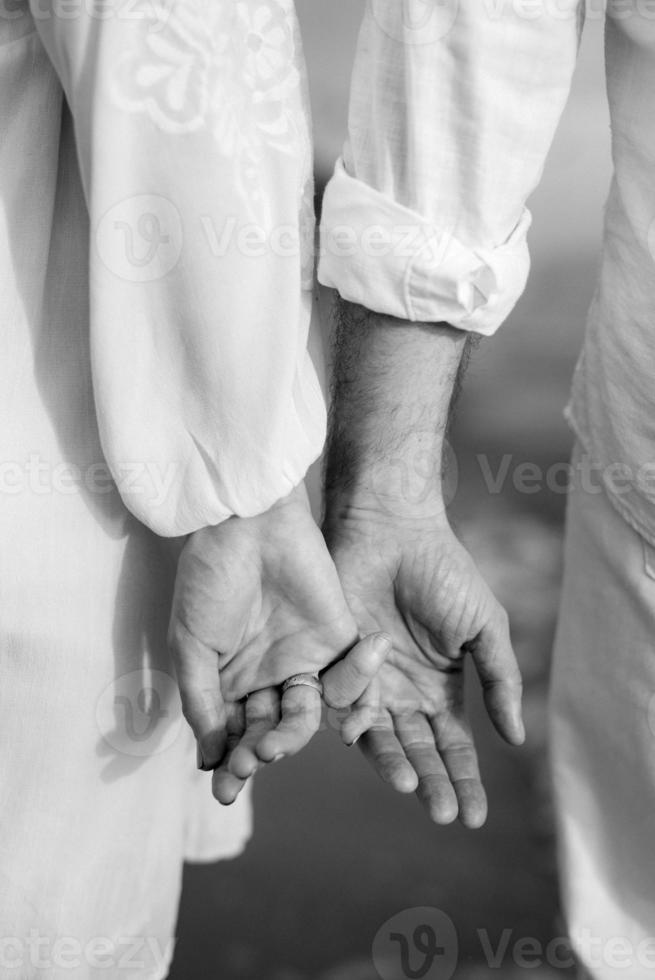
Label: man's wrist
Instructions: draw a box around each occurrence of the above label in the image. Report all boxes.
[325,297,471,520]
[324,441,451,524]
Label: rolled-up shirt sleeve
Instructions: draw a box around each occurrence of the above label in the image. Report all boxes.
[318,0,584,335]
[30,0,325,535]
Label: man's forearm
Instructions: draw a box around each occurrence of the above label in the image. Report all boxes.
[324,297,473,518]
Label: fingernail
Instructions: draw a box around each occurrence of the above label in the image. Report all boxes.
[346,734,361,747]
[272,754,284,763]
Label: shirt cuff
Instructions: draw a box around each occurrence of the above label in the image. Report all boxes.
[317,159,532,337]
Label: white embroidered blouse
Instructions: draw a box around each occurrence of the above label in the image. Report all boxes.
[3,0,325,535]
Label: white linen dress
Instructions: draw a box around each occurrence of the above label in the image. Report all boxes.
[0,0,325,975]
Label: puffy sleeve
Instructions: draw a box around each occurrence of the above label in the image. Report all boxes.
[31,0,325,535]
[318,0,584,336]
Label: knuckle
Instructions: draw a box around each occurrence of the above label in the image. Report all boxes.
[376,749,402,770]
[511,670,524,691]
[400,736,433,752]
[494,604,510,633]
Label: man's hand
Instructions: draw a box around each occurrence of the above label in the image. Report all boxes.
[325,505,524,829]
[324,298,525,828]
[168,481,390,798]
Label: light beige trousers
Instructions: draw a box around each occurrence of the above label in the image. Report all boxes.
[551,445,655,979]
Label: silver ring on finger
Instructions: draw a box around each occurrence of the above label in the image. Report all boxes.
[281,673,324,697]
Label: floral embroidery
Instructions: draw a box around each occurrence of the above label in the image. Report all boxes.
[111,0,313,227]
[237,2,292,90]
[112,0,219,133]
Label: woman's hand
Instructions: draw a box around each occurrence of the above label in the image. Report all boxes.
[168,483,390,789]
[210,632,391,804]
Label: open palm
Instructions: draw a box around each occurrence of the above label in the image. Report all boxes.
[326,515,525,828]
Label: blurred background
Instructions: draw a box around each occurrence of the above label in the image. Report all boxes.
[170,5,613,978]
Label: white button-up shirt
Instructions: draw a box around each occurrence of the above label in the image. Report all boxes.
[319,0,583,333]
